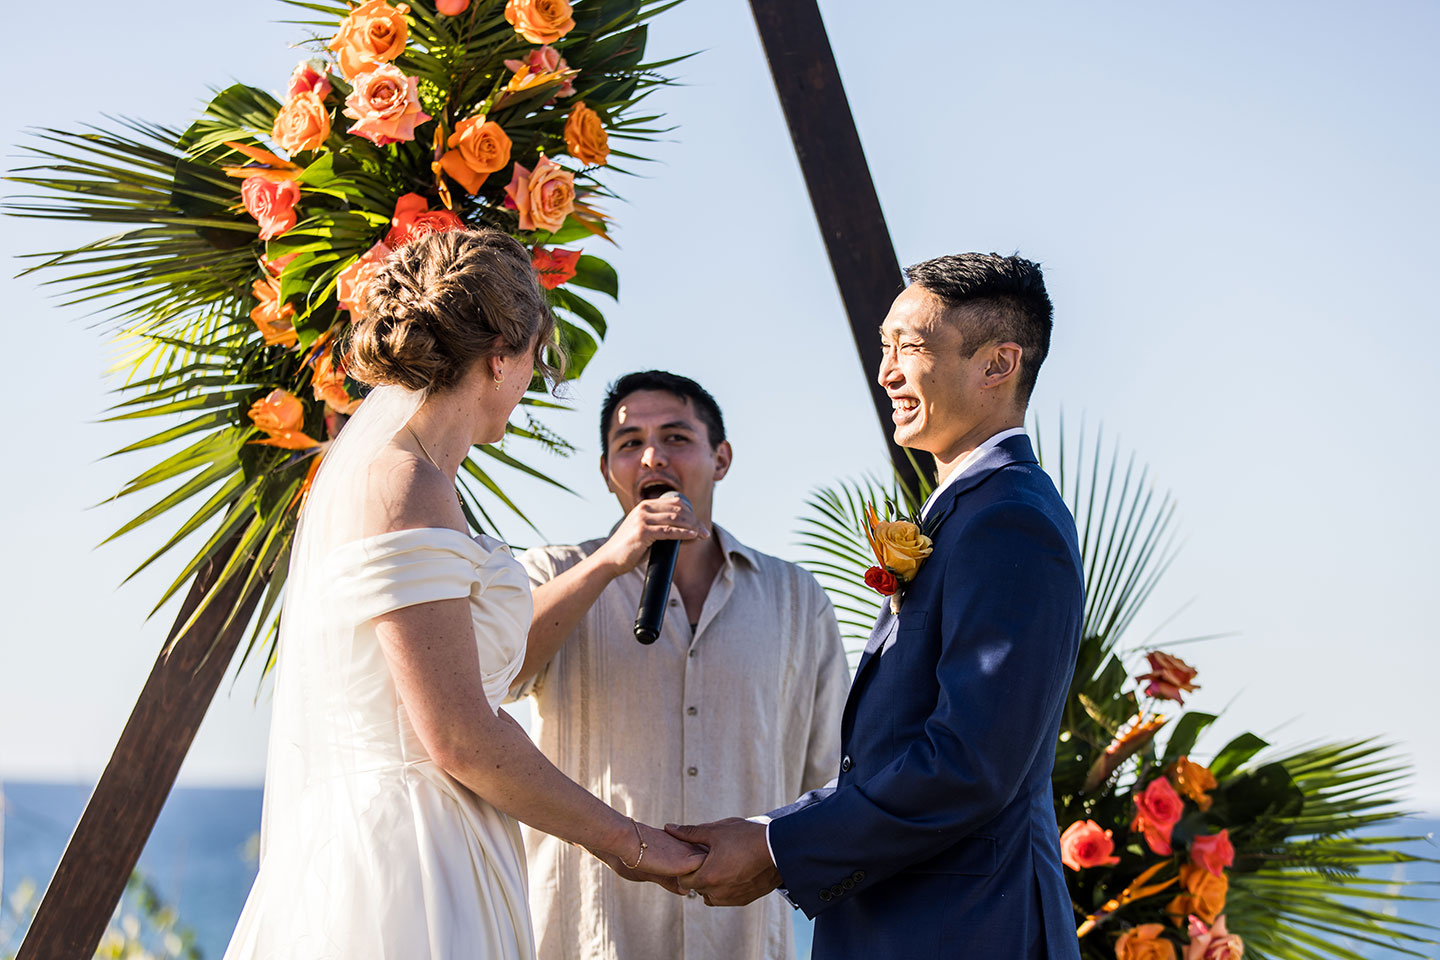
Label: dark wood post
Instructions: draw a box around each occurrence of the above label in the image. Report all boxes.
[17,541,262,960]
[747,0,928,496]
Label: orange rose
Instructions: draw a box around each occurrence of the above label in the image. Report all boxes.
[436,0,470,12]
[504,157,574,233]
[1167,863,1229,926]
[249,278,298,347]
[385,194,464,248]
[1138,651,1200,703]
[439,116,512,194]
[504,0,575,44]
[343,63,430,146]
[241,177,300,241]
[1189,830,1234,878]
[530,246,580,289]
[564,102,609,166]
[329,0,410,80]
[870,519,932,580]
[337,240,393,316]
[272,92,332,155]
[1060,819,1121,871]
[1115,923,1177,960]
[311,346,362,415]
[1184,915,1244,960]
[1131,777,1185,856]
[247,389,319,449]
[1168,756,1217,812]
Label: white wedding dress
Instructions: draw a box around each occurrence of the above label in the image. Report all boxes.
[223,386,537,960]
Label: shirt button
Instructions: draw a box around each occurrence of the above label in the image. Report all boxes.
[669,598,680,606]
[686,706,698,716]
[688,649,697,658]
[687,889,698,899]
[840,755,852,773]
[687,766,698,776]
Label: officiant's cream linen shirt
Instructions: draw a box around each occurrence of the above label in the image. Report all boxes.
[514,526,849,960]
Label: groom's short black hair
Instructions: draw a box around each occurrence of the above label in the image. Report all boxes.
[904,253,1053,403]
[600,370,727,452]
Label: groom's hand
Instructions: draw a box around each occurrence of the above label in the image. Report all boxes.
[665,818,780,907]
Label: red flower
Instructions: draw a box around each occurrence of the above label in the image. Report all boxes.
[864,565,899,596]
[1059,819,1120,871]
[531,246,581,289]
[1131,776,1185,855]
[1138,651,1200,703]
[385,192,465,247]
[1190,829,1235,878]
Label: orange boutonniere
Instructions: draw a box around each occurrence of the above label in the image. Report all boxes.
[862,502,934,614]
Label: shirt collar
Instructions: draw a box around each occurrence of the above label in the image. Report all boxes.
[920,427,1029,519]
[712,524,759,571]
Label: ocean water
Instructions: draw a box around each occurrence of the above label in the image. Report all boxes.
[1,782,1434,960]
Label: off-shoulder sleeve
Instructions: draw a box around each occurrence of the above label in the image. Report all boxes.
[325,528,484,623]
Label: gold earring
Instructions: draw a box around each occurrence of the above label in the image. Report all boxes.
[493,371,504,390]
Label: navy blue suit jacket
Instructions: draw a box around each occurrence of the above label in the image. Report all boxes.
[768,435,1083,960]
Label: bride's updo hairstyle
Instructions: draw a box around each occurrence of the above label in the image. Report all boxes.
[347,228,560,393]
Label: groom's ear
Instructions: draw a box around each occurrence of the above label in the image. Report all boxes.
[981,342,1023,390]
[712,440,733,482]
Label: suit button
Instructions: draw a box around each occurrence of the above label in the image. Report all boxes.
[842,878,855,890]
[852,870,866,883]
[830,883,844,897]
[840,755,852,773]
[818,889,833,902]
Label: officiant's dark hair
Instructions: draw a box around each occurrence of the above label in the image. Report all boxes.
[600,371,726,452]
[904,253,1053,403]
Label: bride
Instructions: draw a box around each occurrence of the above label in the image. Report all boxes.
[224,229,702,959]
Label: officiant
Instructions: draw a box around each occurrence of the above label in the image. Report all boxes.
[509,370,849,960]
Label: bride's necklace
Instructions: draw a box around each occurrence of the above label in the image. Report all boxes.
[407,425,466,509]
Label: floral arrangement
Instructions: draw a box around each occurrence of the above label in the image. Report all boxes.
[6,0,687,666]
[796,427,1436,960]
[860,501,933,613]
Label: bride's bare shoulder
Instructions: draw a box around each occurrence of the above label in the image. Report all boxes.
[359,442,467,538]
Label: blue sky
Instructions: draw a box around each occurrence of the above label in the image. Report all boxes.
[2,0,1437,811]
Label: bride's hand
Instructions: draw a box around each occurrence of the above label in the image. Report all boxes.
[590,821,706,893]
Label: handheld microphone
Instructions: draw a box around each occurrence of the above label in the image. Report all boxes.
[634,490,690,644]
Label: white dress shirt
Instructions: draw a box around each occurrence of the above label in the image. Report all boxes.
[920,427,1028,519]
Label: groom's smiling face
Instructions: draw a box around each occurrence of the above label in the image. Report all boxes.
[878,285,987,460]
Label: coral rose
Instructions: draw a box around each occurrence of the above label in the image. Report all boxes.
[247,389,319,449]
[1131,777,1185,855]
[1138,651,1200,703]
[505,157,575,233]
[864,566,899,596]
[287,61,332,100]
[1168,756,1218,812]
[329,0,410,80]
[564,102,609,166]
[439,116,512,194]
[870,519,933,580]
[1114,923,1177,960]
[385,194,463,248]
[1060,820,1120,871]
[531,246,581,289]
[272,92,332,155]
[504,46,575,97]
[1167,864,1229,926]
[1190,829,1235,878]
[337,240,393,316]
[1184,915,1244,960]
[504,0,575,44]
[241,176,300,241]
[436,0,470,12]
[249,277,298,347]
[344,63,431,146]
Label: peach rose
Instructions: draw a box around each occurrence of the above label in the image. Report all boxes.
[1189,830,1234,878]
[385,194,464,247]
[249,277,298,347]
[504,45,575,97]
[247,389,319,449]
[530,246,580,289]
[1131,777,1185,855]
[337,240,393,316]
[343,63,430,146]
[1184,915,1244,960]
[436,0,470,12]
[504,0,575,44]
[1167,864,1229,926]
[272,92,332,155]
[870,519,933,580]
[439,116,512,194]
[1168,756,1218,812]
[241,176,300,240]
[1060,819,1121,871]
[1115,924,1177,960]
[287,61,333,100]
[329,0,410,80]
[1138,651,1200,703]
[504,157,575,233]
[564,102,609,167]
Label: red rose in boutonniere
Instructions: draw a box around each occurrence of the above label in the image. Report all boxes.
[862,502,934,614]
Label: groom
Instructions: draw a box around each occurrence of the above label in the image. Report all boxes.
[667,254,1084,959]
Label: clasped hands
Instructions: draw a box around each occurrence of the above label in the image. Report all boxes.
[594,817,780,906]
